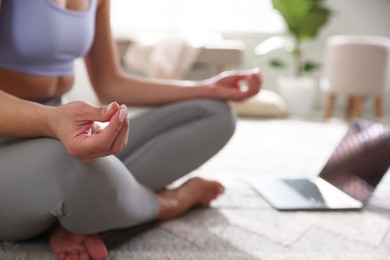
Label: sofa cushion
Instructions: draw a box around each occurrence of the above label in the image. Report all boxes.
[229,90,288,118]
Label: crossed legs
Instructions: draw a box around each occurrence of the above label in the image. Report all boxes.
[0,99,235,259]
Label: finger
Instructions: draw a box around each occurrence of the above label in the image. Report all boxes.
[82,102,120,123]
[233,69,263,88]
[235,74,261,98]
[79,251,89,260]
[252,69,263,84]
[69,253,78,260]
[81,118,129,162]
[59,252,66,260]
[252,67,261,75]
[237,68,262,77]
[233,70,261,86]
[99,104,128,145]
[110,115,130,154]
[82,106,126,154]
[78,105,128,161]
[246,74,262,95]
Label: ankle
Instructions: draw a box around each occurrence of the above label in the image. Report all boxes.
[155,177,224,221]
[156,190,181,220]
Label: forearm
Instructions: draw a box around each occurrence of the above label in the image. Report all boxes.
[0,90,55,138]
[94,72,213,106]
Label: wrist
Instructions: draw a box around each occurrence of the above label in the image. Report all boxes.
[193,80,215,99]
[39,105,59,139]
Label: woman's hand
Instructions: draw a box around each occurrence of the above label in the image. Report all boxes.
[205,68,262,101]
[50,101,129,163]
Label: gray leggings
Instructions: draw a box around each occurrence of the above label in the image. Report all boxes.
[0,98,236,241]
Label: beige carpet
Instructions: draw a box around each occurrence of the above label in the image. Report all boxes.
[2,118,390,260]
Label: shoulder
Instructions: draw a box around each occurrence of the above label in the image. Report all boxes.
[95,0,110,12]
[97,0,109,7]
[95,0,110,15]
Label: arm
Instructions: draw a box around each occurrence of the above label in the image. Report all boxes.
[0,90,129,162]
[84,0,262,106]
[0,90,55,138]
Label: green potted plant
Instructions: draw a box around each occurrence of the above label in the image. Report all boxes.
[255,0,332,116]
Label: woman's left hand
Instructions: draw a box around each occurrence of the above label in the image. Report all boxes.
[205,68,262,101]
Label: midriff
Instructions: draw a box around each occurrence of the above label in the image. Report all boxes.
[0,67,74,101]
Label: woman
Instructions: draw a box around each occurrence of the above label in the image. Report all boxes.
[0,0,261,259]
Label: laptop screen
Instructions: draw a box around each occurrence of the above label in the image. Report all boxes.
[319,120,390,203]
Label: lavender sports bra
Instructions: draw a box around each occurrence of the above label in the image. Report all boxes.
[0,0,98,76]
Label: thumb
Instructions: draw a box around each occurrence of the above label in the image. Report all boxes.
[84,102,120,123]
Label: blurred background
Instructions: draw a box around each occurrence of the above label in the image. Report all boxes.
[73,0,390,119]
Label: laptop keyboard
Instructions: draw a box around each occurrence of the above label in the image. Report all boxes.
[283,179,326,205]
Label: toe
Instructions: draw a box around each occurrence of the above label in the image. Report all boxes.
[80,251,89,260]
[84,234,108,259]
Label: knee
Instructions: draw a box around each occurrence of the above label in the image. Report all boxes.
[201,99,237,141]
[197,99,237,145]
[59,157,158,233]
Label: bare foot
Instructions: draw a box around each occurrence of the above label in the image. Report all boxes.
[49,224,108,260]
[156,177,225,220]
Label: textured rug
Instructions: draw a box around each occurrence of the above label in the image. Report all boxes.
[2,118,390,260]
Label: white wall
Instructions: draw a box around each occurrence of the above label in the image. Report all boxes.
[223,0,390,115]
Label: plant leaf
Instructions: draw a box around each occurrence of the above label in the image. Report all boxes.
[301,61,320,74]
[298,8,331,40]
[270,59,287,69]
[272,0,331,41]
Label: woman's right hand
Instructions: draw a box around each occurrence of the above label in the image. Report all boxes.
[49,101,129,163]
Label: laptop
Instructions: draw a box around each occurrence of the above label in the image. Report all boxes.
[245,119,390,211]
